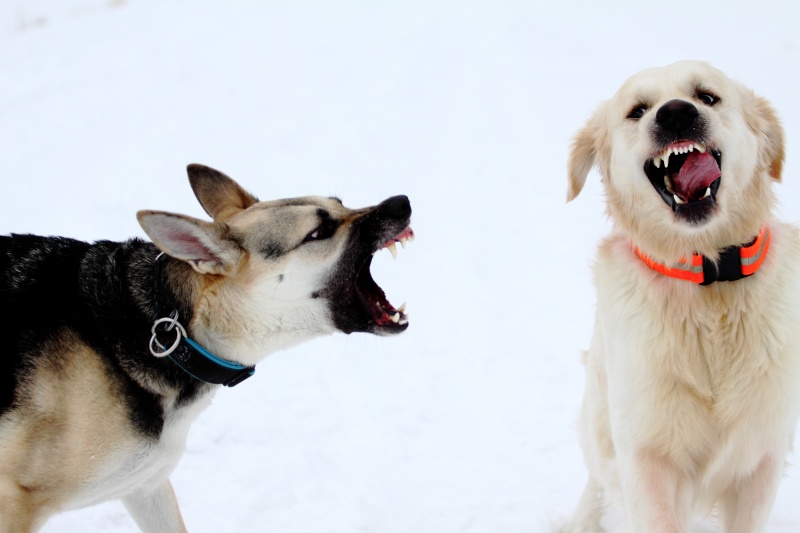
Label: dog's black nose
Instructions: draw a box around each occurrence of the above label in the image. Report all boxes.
[379,195,411,219]
[655,99,700,136]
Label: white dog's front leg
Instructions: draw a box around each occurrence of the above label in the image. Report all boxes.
[620,451,688,533]
[122,479,188,533]
[563,475,606,533]
[719,451,784,533]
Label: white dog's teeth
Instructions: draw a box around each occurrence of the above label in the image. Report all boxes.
[391,312,400,323]
[696,144,706,153]
[399,238,407,249]
[397,302,407,313]
[653,156,662,168]
[663,151,671,168]
[387,242,398,260]
[674,194,686,205]
[664,176,674,194]
[701,187,711,200]
[398,318,408,326]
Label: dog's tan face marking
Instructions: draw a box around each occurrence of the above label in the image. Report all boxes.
[568,60,784,261]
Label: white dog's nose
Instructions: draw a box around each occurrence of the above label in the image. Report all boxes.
[655,99,700,137]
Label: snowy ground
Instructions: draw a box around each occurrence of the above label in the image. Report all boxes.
[2,1,800,531]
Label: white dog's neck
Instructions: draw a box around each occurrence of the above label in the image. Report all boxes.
[632,225,770,285]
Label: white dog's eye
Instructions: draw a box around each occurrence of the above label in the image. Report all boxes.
[627,104,649,120]
[696,90,720,107]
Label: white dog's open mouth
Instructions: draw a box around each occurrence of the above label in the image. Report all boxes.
[644,141,722,224]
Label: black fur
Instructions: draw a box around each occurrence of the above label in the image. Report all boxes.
[0,234,206,438]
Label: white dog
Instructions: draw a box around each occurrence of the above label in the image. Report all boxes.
[565,60,800,532]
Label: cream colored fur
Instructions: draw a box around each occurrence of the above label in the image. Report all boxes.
[564,61,800,532]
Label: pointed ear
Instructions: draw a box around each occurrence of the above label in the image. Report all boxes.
[137,210,243,275]
[187,164,259,221]
[567,111,604,202]
[744,93,785,182]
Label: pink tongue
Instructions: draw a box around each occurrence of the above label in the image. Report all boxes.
[673,151,720,200]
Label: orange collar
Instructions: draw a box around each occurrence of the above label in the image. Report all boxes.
[634,226,770,285]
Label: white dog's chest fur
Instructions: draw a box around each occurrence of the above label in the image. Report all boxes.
[588,223,800,500]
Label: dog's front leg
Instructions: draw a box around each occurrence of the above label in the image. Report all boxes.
[619,451,688,533]
[563,475,606,532]
[718,450,785,533]
[122,480,188,533]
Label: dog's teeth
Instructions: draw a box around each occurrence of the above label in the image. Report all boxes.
[701,187,711,200]
[391,312,400,323]
[399,238,407,249]
[653,156,662,168]
[387,242,398,260]
[664,176,674,194]
[397,302,407,313]
[695,144,706,153]
[663,151,671,168]
[674,194,686,205]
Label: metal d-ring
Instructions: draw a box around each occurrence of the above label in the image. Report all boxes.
[149,313,188,357]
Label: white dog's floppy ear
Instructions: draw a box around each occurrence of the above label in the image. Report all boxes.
[567,111,605,202]
[744,93,785,182]
[187,164,259,222]
[137,210,243,275]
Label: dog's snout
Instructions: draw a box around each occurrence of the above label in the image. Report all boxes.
[655,99,700,136]
[379,195,411,219]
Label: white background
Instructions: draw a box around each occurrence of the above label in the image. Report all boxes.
[2,1,799,531]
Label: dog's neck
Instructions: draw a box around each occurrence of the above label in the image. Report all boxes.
[149,253,255,387]
[633,226,770,285]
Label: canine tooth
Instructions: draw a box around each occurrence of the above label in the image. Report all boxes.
[653,156,661,168]
[399,318,408,325]
[674,194,686,205]
[696,144,706,153]
[663,151,671,168]
[701,187,711,199]
[391,312,400,323]
[399,238,407,249]
[397,302,407,313]
[387,242,398,260]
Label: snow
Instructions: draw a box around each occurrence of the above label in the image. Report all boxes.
[1,0,799,531]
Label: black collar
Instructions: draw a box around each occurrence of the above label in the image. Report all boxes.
[150,254,255,387]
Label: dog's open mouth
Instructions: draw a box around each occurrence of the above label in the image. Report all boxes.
[644,141,722,224]
[355,226,414,331]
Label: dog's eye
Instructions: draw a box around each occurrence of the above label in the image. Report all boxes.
[627,104,649,120]
[696,90,720,107]
[304,226,332,243]
[303,217,339,244]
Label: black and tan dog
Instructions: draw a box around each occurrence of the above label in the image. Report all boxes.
[0,164,413,532]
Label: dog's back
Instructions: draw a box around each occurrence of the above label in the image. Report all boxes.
[0,234,93,416]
